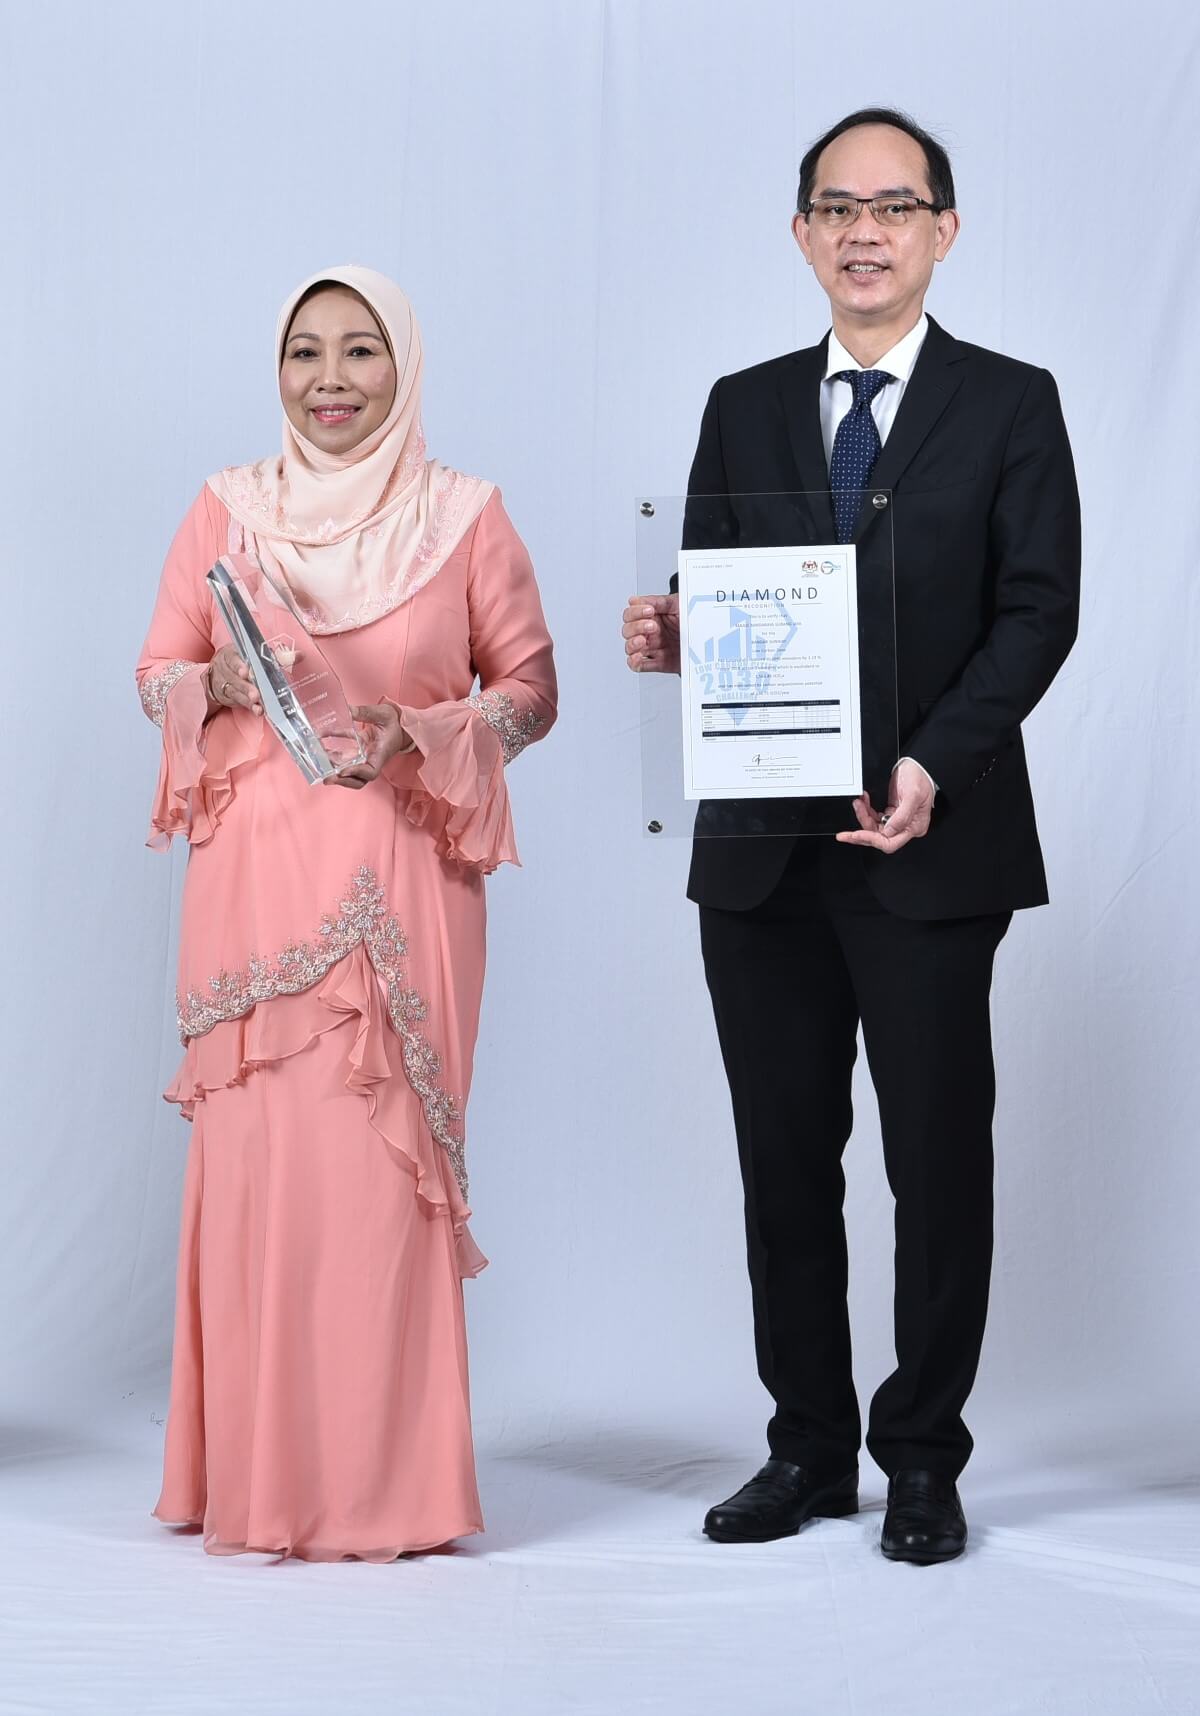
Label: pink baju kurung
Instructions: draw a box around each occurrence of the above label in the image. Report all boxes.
[138,482,556,1560]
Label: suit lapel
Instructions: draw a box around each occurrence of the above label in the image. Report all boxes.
[779,337,836,540]
[851,316,968,538]
[777,318,969,542]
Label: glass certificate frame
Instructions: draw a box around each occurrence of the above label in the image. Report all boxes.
[636,491,897,838]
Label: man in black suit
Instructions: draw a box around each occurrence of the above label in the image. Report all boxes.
[622,108,1080,1563]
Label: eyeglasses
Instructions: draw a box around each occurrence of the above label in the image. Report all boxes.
[803,196,944,229]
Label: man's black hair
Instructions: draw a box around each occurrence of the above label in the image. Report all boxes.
[797,108,956,214]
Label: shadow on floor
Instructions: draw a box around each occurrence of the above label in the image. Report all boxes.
[966,1420,1200,1534]
[473,1418,1200,1553]
[473,1425,887,1553]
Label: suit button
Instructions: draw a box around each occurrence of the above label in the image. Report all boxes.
[872,492,889,510]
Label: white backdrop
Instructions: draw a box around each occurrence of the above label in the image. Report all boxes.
[2,1,1198,1709]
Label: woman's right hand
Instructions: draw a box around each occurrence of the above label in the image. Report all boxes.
[205,645,262,717]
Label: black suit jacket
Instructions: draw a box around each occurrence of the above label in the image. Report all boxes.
[683,316,1081,920]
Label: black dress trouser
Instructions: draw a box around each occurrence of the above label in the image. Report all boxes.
[698,837,1012,1481]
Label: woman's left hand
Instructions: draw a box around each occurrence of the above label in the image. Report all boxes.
[325,702,414,790]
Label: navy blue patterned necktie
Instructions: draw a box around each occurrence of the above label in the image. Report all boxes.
[829,368,893,542]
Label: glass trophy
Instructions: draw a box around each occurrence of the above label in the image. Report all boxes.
[206,553,366,785]
[635,490,898,837]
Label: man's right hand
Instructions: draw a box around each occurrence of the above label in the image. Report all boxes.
[621,594,681,674]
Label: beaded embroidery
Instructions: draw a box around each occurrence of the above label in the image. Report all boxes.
[177,865,468,1195]
[140,659,201,728]
[468,689,545,764]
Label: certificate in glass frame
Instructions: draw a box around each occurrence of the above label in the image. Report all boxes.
[635,491,897,837]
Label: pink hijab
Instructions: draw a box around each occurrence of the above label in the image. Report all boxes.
[208,265,493,634]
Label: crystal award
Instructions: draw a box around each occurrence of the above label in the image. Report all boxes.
[206,553,366,785]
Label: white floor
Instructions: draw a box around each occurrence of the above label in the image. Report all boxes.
[2,1402,1199,1716]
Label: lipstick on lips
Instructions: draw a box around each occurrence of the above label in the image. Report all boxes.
[311,404,362,426]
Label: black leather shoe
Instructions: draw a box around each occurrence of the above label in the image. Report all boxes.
[880,1470,967,1564]
[704,1461,859,1543]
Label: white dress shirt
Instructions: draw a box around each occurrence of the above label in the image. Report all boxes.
[820,313,928,463]
[819,313,937,803]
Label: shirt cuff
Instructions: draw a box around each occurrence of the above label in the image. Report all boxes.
[895,755,938,800]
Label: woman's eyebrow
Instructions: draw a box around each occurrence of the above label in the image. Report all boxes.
[284,329,384,344]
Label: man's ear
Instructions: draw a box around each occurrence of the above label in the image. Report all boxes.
[933,207,961,262]
[792,212,813,266]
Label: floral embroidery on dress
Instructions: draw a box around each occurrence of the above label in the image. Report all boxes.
[413,468,469,568]
[140,660,202,728]
[177,866,469,1195]
[468,689,545,764]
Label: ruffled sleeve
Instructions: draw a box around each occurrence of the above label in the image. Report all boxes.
[385,492,557,873]
[136,487,262,851]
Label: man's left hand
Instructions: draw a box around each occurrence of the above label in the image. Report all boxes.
[836,760,935,854]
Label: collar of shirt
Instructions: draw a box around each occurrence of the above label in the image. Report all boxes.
[824,313,929,384]
[820,313,929,463]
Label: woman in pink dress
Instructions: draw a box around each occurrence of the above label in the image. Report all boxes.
[137,265,557,1561]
